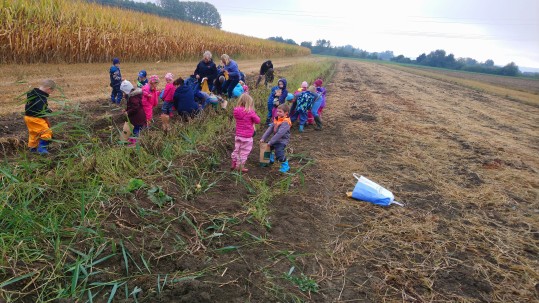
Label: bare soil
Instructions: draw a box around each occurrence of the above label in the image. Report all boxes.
[395,65,539,94]
[2,59,538,302]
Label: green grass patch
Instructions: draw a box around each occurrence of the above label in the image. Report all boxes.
[0,59,337,302]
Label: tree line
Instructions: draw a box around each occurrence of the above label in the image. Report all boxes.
[271,36,533,78]
[392,50,521,77]
[86,0,221,28]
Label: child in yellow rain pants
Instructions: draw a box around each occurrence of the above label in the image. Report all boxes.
[24,79,56,154]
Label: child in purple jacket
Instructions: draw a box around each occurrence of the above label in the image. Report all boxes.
[232,93,261,172]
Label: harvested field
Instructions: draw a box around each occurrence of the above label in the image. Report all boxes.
[1,59,538,302]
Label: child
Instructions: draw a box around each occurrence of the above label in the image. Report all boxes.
[141,75,160,126]
[160,73,175,132]
[109,58,123,105]
[312,79,326,130]
[24,79,56,154]
[121,80,146,146]
[239,80,249,94]
[137,70,148,88]
[265,78,288,125]
[260,104,291,173]
[231,93,261,172]
[290,86,319,132]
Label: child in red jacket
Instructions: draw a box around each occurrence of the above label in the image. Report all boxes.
[231,93,260,172]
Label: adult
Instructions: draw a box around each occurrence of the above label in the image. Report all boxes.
[220,54,241,99]
[255,60,274,88]
[194,51,218,92]
[173,77,207,120]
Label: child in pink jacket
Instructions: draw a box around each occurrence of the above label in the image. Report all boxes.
[142,75,160,125]
[231,93,260,172]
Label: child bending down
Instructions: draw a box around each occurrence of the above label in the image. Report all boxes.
[231,93,261,172]
[260,104,291,173]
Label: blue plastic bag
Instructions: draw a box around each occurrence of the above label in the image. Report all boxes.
[351,174,403,207]
[232,83,244,98]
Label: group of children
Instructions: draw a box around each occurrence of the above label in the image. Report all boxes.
[24,53,327,175]
[231,77,327,174]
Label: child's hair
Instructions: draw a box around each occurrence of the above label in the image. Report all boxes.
[277,103,290,113]
[221,54,230,65]
[173,77,184,86]
[40,79,57,90]
[237,93,254,112]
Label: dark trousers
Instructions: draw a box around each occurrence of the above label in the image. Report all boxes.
[271,143,287,162]
[111,85,122,104]
[223,76,240,99]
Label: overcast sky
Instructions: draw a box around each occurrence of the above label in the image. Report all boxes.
[143,0,539,69]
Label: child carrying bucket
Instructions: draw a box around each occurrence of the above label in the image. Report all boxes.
[260,103,291,173]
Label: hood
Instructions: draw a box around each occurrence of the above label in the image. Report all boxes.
[129,88,143,97]
[278,78,287,90]
[176,84,191,93]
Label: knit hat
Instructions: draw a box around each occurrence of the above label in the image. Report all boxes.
[138,70,147,78]
[149,75,159,83]
[112,58,120,65]
[165,73,174,81]
[314,79,323,87]
[120,80,134,95]
[301,81,308,88]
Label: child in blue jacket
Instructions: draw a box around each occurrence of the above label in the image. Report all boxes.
[265,78,288,125]
[109,58,123,104]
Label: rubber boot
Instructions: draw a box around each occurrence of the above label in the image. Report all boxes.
[314,116,323,131]
[279,160,290,173]
[37,139,50,155]
[299,124,304,133]
[236,163,248,173]
[231,159,237,170]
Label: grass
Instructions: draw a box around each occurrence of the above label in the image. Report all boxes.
[0,59,337,302]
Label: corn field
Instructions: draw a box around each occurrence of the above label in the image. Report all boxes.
[0,0,310,64]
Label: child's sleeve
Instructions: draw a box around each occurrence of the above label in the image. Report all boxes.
[251,112,261,125]
[268,123,290,146]
[260,126,273,142]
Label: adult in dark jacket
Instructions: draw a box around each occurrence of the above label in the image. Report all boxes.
[194,51,218,92]
[255,60,274,88]
[173,77,206,120]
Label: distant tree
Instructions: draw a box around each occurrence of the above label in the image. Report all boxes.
[300,41,313,48]
[315,39,331,48]
[159,0,185,20]
[484,59,494,67]
[416,53,427,64]
[182,1,222,28]
[391,55,412,64]
[284,38,297,45]
[500,62,520,76]
[378,50,394,61]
